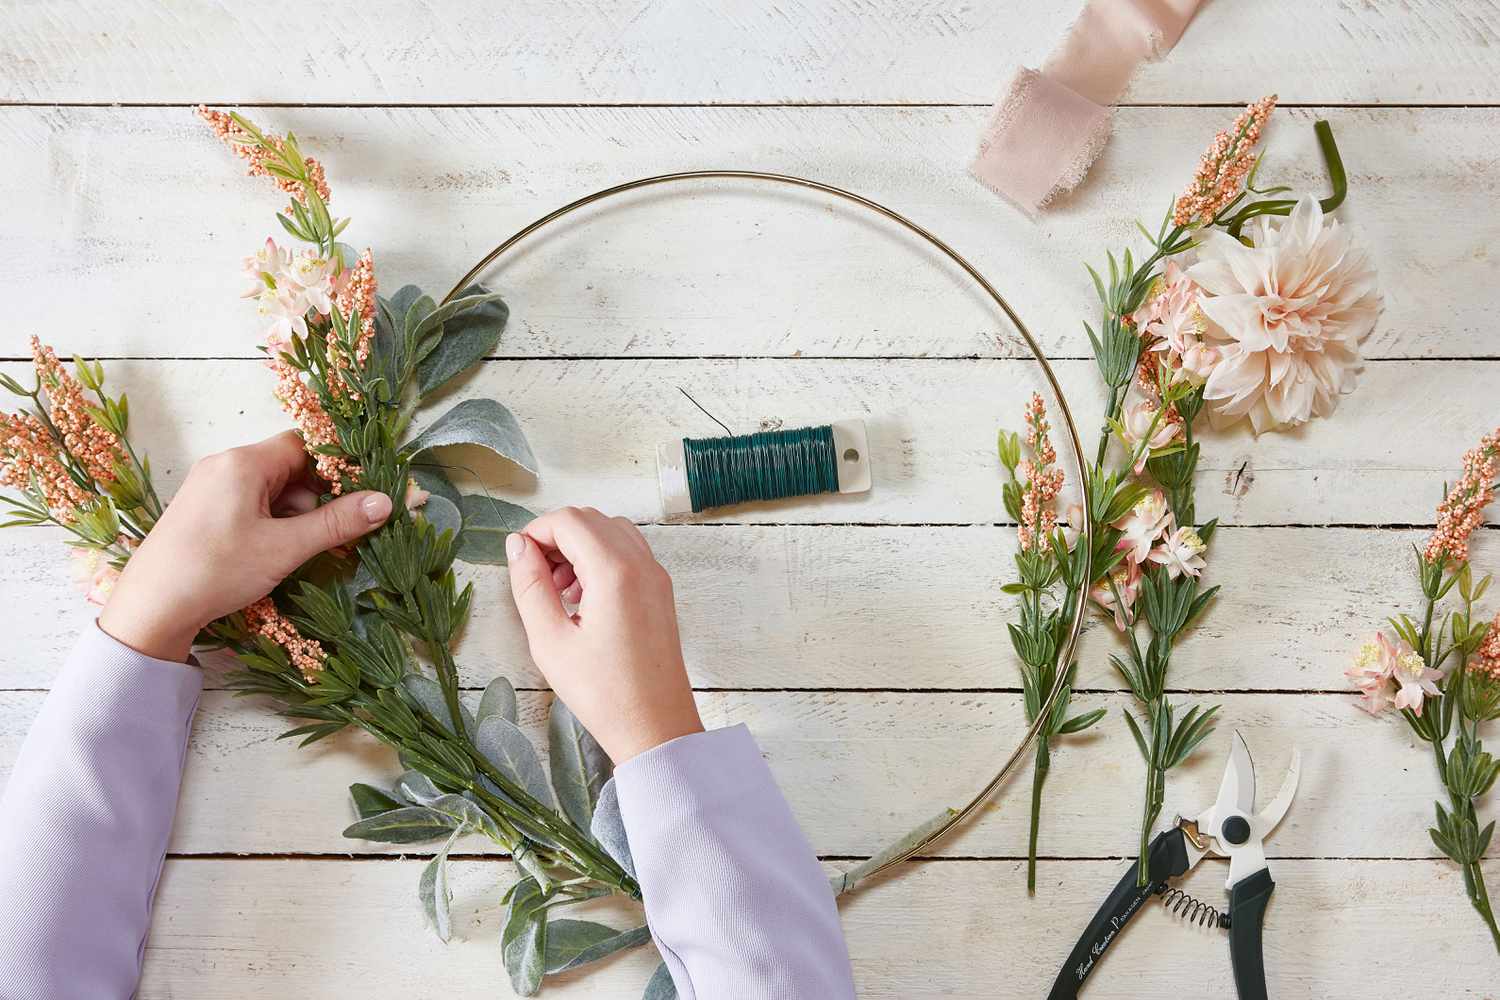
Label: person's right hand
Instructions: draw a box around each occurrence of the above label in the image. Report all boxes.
[505,507,704,764]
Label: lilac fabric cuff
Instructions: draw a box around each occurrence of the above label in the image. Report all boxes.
[0,623,202,999]
[615,725,855,999]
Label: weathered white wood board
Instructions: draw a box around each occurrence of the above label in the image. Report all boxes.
[3,105,1494,360]
[6,1,1499,105]
[6,3,1500,996]
[2,357,1493,528]
[137,856,1500,998]
[0,688,1469,859]
[3,523,1488,692]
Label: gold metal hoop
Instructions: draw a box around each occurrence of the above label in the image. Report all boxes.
[445,169,1092,879]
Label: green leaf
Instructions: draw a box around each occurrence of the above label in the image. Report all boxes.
[475,714,557,809]
[477,675,519,726]
[416,285,509,397]
[401,673,475,736]
[415,493,461,541]
[1122,709,1149,761]
[502,877,548,996]
[419,825,465,942]
[1058,707,1106,735]
[342,806,456,844]
[456,493,535,565]
[349,782,403,820]
[396,770,446,806]
[549,698,612,831]
[589,780,636,878]
[543,920,651,975]
[404,397,537,474]
[643,961,679,1000]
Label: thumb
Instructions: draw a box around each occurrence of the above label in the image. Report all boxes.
[280,490,393,562]
[506,532,569,639]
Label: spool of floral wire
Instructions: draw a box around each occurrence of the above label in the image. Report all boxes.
[656,420,871,515]
[443,169,1089,887]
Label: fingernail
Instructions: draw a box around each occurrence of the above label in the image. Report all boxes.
[506,533,525,561]
[362,493,393,524]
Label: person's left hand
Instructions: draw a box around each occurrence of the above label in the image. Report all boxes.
[98,430,392,662]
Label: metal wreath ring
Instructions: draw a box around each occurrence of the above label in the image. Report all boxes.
[444,169,1093,882]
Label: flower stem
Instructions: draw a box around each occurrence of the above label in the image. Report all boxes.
[1027,740,1050,894]
[1470,863,1500,954]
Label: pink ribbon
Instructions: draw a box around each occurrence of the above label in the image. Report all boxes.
[972,0,1204,217]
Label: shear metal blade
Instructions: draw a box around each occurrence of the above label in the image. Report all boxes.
[1216,730,1257,817]
[1253,747,1301,835]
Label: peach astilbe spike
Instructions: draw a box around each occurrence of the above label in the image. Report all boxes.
[30,336,125,485]
[1425,428,1500,565]
[1017,393,1065,551]
[1473,612,1500,682]
[328,248,378,399]
[0,411,91,521]
[265,354,360,492]
[1173,95,1277,228]
[196,106,331,205]
[243,597,327,682]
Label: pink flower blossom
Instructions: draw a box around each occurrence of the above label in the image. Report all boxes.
[1091,559,1141,631]
[1016,394,1065,551]
[1148,524,1207,579]
[1346,633,1444,717]
[243,596,327,682]
[1188,194,1380,433]
[1173,95,1277,228]
[1392,646,1443,716]
[1120,400,1180,475]
[31,337,125,486]
[70,547,121,606]
[404,479,430,511]
[1060,503,1085,550]
[1114,490,1171,565]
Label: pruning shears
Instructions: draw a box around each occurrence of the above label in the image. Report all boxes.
[1047,733,1302,1000]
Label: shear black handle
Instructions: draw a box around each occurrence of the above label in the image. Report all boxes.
[1045,829,1190,1000]
[1228,868,1274,1000]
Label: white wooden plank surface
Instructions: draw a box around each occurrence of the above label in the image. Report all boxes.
[0,688,1462,859]
[6,4,1500,996]
[137,857,1500,998]
[4,523,1485,692]
[2,357,1493,527]
[3,105,1494,361]
[6,1,1500,105]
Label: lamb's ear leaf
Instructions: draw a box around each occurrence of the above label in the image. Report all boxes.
[474,715,556,809]
[342,806,456,844]
[589,779,636,878]
[642,961,679,999]
[549,698,612,831]
[349,782,403,819]
[418,824,465,942]
[404,398,537,475]
[415,493,461,543]
[502,877,548,996]
[544,920,651,975]
[477,675,519,726]
[455,494,535,565]
[416,285,508,397]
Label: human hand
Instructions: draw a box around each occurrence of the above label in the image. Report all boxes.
[505,507,704,764]
[98,431,393,662]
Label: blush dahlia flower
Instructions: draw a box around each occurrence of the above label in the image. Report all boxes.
[1188,194,1380,433]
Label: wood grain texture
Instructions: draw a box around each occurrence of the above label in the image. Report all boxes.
[137,856,1500,998]
[6,1,1500,105]
[5,524,1489,692]
[3,105,1494,360]
[0,688,1465,859]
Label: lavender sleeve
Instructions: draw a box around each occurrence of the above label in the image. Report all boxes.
[613,725,856,999]
[0,624,202,1000]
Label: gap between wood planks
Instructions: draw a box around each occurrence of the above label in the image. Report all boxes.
[2,101,1496,110]
[161,852,1457,863]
